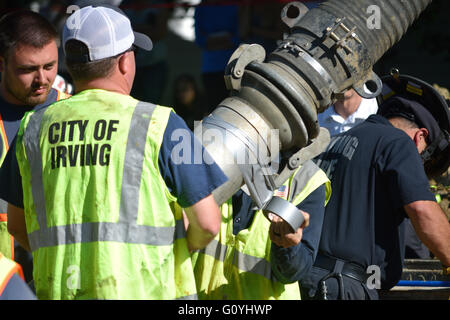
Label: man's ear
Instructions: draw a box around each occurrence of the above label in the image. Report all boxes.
[117,54,127,75]
[118,51,133,75]
[414,128,428,152]
[415,128,428,141]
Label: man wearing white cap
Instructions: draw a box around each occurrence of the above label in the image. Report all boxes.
[1,5,227,300]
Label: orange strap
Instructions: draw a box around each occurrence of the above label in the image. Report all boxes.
[56,90,71,101]
[0,113,9,158]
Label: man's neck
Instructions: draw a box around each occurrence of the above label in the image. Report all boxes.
[334,94,362,120]
[74,81,129,96]
[0,84,24,106]
[74,75,131,96]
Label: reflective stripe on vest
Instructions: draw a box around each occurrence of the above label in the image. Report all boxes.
[199,239,273,280]
[23,101,185,251]
[0,253,24,295]
[288,160,332,206]
[0,113,8,165]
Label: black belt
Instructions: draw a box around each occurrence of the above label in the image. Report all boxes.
[314,253,369,283]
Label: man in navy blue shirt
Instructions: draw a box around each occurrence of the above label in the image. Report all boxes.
[272,84,450,299]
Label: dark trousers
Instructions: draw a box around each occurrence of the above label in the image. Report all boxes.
[301,265,379,300]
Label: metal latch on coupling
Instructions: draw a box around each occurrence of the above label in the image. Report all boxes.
[224,43,266,91]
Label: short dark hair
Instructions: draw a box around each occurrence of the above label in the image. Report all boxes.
[386,115,419,130]
[0,10,57,59]
[64,40,117,82]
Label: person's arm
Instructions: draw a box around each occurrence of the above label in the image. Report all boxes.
[404,200,450,266]
[270,185,326,283]
[183,194,221,252]
[7,203,30,252]
[158,112,228,250]
[381,137,450,266]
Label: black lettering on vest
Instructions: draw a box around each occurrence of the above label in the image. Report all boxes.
[67,121,79,142]
[99,144,111,166]
[51,147,56,169]
[68,145,80,166]
[106,120,119,140]
[56,146,67,168]
[60,122,67,143]
[80,144,85,166]
[94,120,107,141]
[48,123,60,144]
[79,120,89,141]
[85,144,98,165]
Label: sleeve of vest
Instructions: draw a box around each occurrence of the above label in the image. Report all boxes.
[0,138,24,208]
[270,185,326,284]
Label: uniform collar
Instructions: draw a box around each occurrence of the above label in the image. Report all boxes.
[365,114,393,126]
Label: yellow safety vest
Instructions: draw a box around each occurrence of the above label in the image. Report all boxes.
[16,89,196,299]
[192,160,331,299]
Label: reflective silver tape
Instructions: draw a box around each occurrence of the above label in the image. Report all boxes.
[199,239,273,280]
[23,108,48,229]
[232,248,273,280]
[0,199,7,213]
[175,293,198,300]
[28,219,185,251]
[287,159,321,202]
[263,196,305,231]
[119,102,155,224]
[198,239,227,262]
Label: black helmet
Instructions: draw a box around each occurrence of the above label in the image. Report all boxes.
[377,69,450,179]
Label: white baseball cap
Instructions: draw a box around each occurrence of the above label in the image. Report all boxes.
[63,5,152,63]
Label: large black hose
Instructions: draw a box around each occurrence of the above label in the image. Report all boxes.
[280,0,432,110]
[318,0,430,64]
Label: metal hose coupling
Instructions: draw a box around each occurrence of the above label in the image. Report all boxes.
[196,0,433,224]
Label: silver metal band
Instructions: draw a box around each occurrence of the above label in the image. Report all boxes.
[263,196,305,231]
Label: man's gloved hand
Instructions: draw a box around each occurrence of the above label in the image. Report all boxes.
[268,211,310,248]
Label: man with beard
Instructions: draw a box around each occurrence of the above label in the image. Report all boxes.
[0,10,69,296]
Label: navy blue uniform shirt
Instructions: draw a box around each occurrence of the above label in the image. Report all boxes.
[0,88,58,165]
[313,114,435,289]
